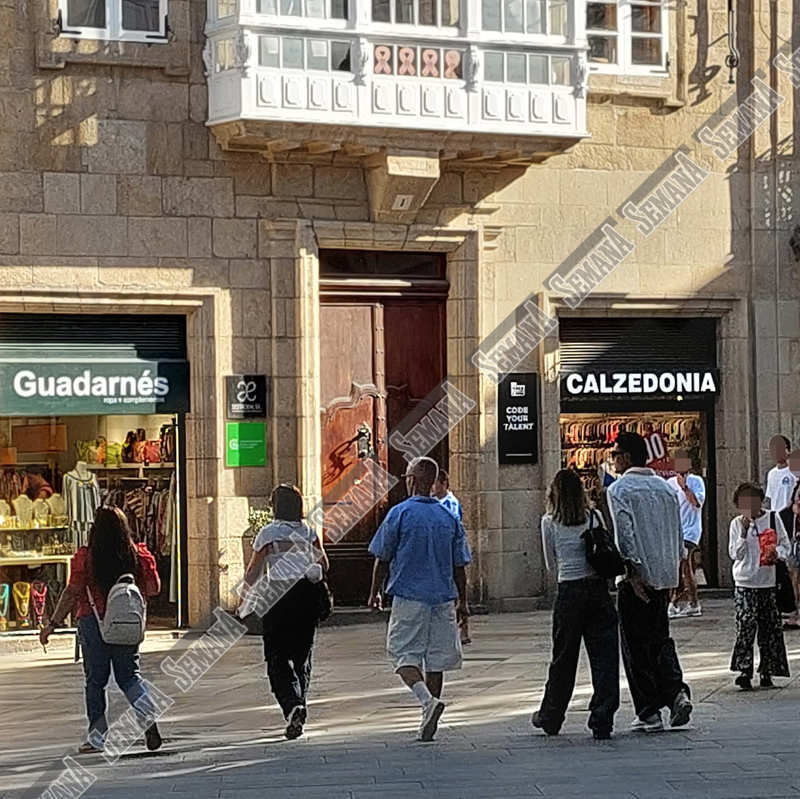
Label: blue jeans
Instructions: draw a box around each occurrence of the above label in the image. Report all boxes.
[78,615,156,741]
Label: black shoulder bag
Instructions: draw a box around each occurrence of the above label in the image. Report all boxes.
[581,509,626,579]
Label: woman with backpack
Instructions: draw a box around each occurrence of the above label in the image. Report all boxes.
[729,482,791,690]
[240,484,329,740]
[40,506,163,753]
[531,469,620,740]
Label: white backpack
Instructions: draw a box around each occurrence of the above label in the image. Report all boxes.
[87,574,146,646]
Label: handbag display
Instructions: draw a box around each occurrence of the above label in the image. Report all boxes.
[142,440,161,464]
[581,509,626,579]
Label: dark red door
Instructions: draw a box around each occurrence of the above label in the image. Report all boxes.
[319,298,447,605]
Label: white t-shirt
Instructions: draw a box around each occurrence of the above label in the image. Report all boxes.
[253,520,323,583]
[666,474,705,544]
[766,465,796,511]
[728,511,791,588]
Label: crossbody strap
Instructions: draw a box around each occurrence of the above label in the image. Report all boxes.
[85,585,101,624]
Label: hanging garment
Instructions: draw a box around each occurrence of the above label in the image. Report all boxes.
[63,470,101,548]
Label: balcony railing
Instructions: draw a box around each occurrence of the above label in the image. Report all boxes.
[206,0,589,156]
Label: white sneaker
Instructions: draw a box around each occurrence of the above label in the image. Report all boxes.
[642,713,665,733]
[668,603,686,619]
[684,603,702,617]
[418,698,445,742]
[630,716,646,730]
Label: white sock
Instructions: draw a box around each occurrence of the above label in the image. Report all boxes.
[411,681,433,707]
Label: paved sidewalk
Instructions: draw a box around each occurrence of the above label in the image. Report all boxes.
[2,599,800,799]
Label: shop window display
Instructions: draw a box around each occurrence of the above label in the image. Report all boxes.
[0,415,181,633]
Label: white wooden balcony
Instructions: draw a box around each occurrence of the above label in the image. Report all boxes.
[205,0,589,167]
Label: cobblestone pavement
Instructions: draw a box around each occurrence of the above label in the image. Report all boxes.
[2,599,800,799]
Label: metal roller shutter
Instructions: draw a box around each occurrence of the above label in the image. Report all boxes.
[559,318,716,372]
[0,313,186,360]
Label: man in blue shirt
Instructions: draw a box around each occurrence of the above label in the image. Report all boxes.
[368,456,471,742]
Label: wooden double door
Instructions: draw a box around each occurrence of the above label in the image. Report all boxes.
[319,298,447,605]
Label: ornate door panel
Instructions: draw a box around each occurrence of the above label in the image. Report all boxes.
[383,301,447,509]
[319,302,388,604]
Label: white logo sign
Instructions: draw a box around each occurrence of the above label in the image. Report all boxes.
[510,381,526,397]
[236,380,257,404]
[229,438,239,451]
[564,371,717,396]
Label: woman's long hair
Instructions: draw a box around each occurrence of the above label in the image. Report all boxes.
[547,469,589,526]
[88,506,140,597]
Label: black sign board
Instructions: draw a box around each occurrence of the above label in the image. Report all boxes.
[226,375,269,419]
[560,368,720,402]
[498,372,539,465]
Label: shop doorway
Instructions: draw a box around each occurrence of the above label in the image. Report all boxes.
[319,251,448,605]
[560,408,718,586]
[0,313,190,635]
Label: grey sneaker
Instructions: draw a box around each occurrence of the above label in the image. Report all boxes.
[670,691,693,728]
[630,716,646,731]
[684,603,702,617]
[642,713,665,733]
[418,698,445,742]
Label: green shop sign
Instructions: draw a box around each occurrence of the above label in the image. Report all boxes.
[226,422,267,467]
[0,347,190,416]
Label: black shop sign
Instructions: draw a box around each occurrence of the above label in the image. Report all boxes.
[498,373,539,465]
[226,375,270,419]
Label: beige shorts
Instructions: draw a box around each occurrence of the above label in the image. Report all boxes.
[387,597,462,673]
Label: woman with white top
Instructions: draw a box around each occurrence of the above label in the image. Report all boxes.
[241,484,329,740]
[729,481,791,690]
[531,469,619,740]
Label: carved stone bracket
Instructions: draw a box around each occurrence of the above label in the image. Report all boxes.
[234,30,250,77]
[354,37,371,86]
[465,45,480,92]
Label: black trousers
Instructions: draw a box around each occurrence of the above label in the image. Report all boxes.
[618,582,690,720]
[262,579,319,718]
[538,577,620,734]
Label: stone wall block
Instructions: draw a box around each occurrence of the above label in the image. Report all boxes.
[19,214,57,255]
[119,176,163,216]
[43,172,80,214]
[314,167,366,200]
[188,217,212,257]
[272,164,313,197]
[88,120,147,175]
[80,174,117,215]
[0,213,19,254]
[164,177,234,217]
[147,123,185,176]
[118,80,189,123]
[213,218,257,258]
[128,217,188,257]
[56,215,127,256]
[229,258,268,288]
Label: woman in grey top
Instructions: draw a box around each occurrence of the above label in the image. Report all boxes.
[532,469,620,740]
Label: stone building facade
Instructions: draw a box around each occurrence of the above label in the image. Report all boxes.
[1,0,798,625]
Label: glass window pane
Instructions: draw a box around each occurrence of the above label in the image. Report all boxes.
[549,0,567,34]
[331,41,351,70]
[306,0,325,16]
[283,37,304,68]
[588,34,617,63]
[215,39,235,71]
[507,52,526,83]
[528,53,547,83]
[632,36,661,65]
[67,0,106,27]
[122,0,159,30]
[504,0,523,31]
[280,0,302,14]
[419,0,435,24]
[482,0,500,30]
[331,0,348,17]
[307,39,328,69]
[441,0,459,25]
[259,35,280,66]
[632,4,661,33]
[484,51,504,81]
[586,2,616,30]
[397,0,413,22]
[551,55,570,84]
[372,0,390,20]
[443,49,462,78]
[257,0,277,12]
[525,0,544,32]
